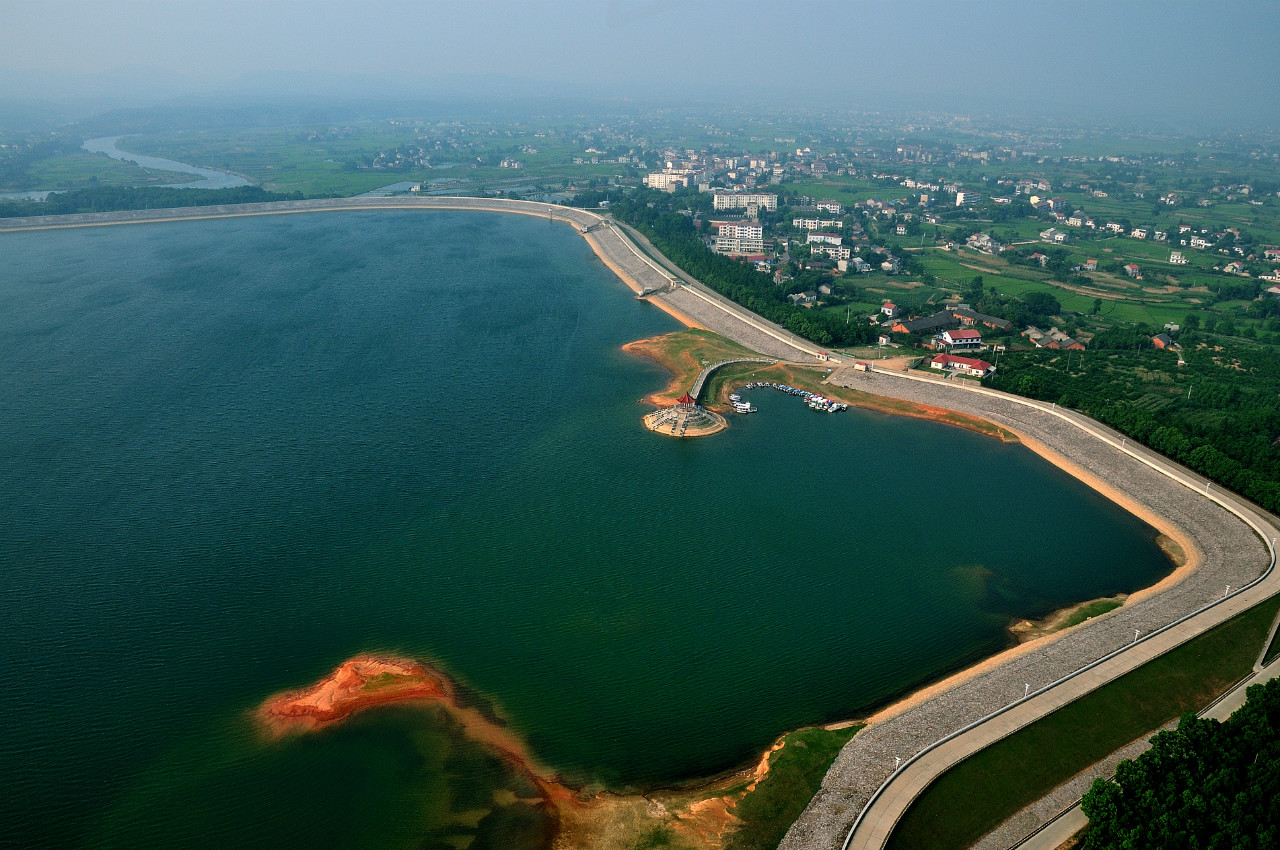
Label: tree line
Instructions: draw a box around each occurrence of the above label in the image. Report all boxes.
[1082,678,1280,849]
[0,185,307,219]
[986,339,1280,514]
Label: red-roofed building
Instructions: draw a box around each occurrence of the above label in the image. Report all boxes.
[929,354,995,377]
[940,328,983,350]
[1124,263,1141,278]
[881,302,900,318]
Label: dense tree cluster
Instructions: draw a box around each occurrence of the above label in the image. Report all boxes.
[986,340,1280,513]
[0,185,306,218]
[950,276,1064,331]
[1081,678,1280,849]
[606,190,875,348]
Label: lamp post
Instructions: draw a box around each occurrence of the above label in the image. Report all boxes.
[1024,683,1030,699]
[1134,629,1140,643]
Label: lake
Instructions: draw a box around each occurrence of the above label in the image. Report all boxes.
[0,210,1172,848]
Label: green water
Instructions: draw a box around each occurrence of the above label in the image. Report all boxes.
[0,211,1172,848]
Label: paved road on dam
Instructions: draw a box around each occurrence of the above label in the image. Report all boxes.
[779,367,1279,850]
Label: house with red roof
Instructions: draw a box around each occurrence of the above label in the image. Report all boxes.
[929,354,995,377]
[940,328,983,350]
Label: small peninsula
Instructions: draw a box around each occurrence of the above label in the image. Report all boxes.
[258,655,451,733]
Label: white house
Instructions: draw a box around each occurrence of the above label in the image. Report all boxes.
[793,218,840,231]
[940,328,983,350]
[929,354,994,377]
[712,221,764,255]
[712,192,778,211]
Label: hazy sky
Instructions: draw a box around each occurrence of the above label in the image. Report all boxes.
[3,0,1279,125]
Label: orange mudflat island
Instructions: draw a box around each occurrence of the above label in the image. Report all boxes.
[254,654,825,849]
[258,655,451,733]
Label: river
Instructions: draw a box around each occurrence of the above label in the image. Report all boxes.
[81,135,252,189]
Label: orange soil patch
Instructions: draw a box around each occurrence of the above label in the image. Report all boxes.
[670,738,789,846]
[623,335,703,406]
[259,655,804,850]
[835,384,1019,443]
[259,655,584,820]
[623,331,755,408]
[259,655,450,732]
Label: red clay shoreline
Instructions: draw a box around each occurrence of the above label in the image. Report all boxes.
[257,654,451,733]
[258,655,585,827]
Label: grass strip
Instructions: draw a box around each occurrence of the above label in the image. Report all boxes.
[1060,598,1125,629]
[1262,612,1280,666]
[726,725,862,850]
[885,593,1280,850]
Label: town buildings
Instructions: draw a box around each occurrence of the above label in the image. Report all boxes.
[712,191,778,211]
[712,220,764,255]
